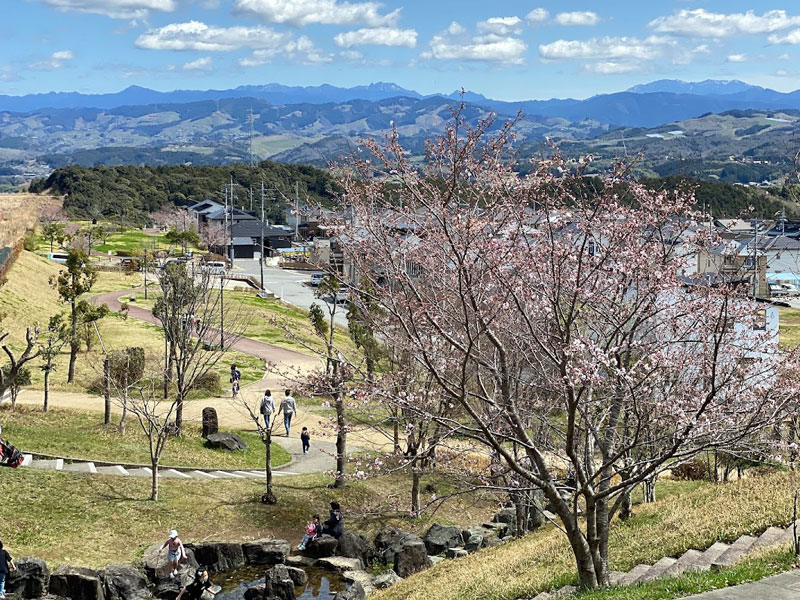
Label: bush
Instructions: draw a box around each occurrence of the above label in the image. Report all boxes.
[190,371,222,395]
[117,250,132,257]
[23,230,37,251]
[671,459,712,481]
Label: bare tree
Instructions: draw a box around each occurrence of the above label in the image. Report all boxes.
[38,315,68,413]
[153,264,248,433]
[200,222,226,250]
[334,114,800,589]
[232,387,278,504]
[0,325,40,405]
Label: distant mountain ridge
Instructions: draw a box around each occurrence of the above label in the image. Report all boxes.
[626,79,763,96]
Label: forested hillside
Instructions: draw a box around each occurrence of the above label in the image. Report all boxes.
[30,161,340,223]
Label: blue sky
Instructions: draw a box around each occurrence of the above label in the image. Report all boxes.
[3,1,800,99]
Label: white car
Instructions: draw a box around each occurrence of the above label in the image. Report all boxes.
[201,261,227,275]
[310,272,326,286]
[333,290,350,304]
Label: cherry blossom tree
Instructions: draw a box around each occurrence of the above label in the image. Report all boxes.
[333,112,800,589]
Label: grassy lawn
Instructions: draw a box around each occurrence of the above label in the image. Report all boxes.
[94,227,174,255]
[0,406,290,469]
[575,548,797,599]
[373,472,796,600]
[779,307,800,347]
[0,468,496,570]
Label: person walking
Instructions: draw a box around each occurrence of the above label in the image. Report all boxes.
[300,427,310,454]
[0,540,16,599]
[229,364,242,397]
[279,389,297,436]
[161,530,186,578]
[260,390,274,431]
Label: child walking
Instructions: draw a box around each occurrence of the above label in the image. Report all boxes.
[297,515,321,551]
[301,427,310,454]
[161,530,186,578]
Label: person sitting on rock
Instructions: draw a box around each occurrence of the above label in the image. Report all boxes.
[297,514,321,551]
[321,501,344,538]
[0,540,17,600]
[161,530,186,578]
[176,568,213,600]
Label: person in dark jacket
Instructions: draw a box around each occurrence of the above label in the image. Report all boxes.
[176,568,213,600]
[0,540,17,599]
[321,501,344,538]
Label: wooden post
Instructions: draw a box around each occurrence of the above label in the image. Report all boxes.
[103,356,111,425]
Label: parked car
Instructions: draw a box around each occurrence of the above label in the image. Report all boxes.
[333,289,350,305]
[47,252,69,264]
[119,257,141,271]
[201,261,227,275]
[309,272,326,287]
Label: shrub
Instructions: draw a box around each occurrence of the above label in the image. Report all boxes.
[190,370,222,395]
[23,230,37,251]
[671,459,712,481]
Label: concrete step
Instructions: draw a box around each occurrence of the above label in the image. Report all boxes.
[62,461,97,474]
[712,535,757,568]
[127,468,153,478]
[776,521,800,549]
[162,469,192,479]
[96,465,129,476]
[639,557,677,582]
[662,549,703,577]
[209,471,244,479]
[693,542,730,571]
[232,470,263,478]
[608,571,626,586]
[751,526,787,551]
[21,454,32,467]
[620,564,652,585]
[189,470,218,479]
[30,458,63,471]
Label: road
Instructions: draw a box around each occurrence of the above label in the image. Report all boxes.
[232,260,349,328]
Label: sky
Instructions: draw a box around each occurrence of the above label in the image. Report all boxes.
[3,1,800,100]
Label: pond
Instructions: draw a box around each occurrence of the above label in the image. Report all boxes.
[213,565,346,600]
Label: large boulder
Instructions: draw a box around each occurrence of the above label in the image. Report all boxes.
[205,433,248,452]
[6,557,50,598]
[142,544,198,582]
[336,581,365,600]
[102,565,149,600]
[373,528,420,565]
[49,566,104,600]
[242,540,290,566]
[299,535,337,559]
[314,557,362,573]
[263,565,294,600]
[392,539,431,579]
[243,584,265,600]
[284,567,307,588]
[185,542,245,572]
[340,571,374,596]
[335,532,372,568]
[423,524,463,556]
[372,571,401,590]
[462,527,485,553]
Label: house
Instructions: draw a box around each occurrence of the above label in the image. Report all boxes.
[187,200,223,228]
[230,222,293,257]
[696,240,769,297]
[203,207,258,226]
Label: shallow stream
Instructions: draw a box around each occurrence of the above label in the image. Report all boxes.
[214,565,345,600]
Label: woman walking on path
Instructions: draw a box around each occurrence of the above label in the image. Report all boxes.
[260,390,274,430]
[0,540,17,599]
[161,530,186,578]
[278,389,297,436]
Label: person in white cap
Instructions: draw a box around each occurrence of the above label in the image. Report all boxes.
[161,530,186,578]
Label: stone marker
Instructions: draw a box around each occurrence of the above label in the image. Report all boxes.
[202,407,218,439]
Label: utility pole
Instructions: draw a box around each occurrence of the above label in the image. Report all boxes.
[260,179,265,291]
[220,274,225,350]
[163,315,169,400]
[294,181,299,240]
[229,175,235,272]
[248,106,255,168]
[143,247,148,300]
[752,219,760,299]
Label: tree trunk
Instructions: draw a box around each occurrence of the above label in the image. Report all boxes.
[103,357,111,425]
[150,459,159,501]
[333,392,347,488]
[619,488,633,521]
[393,408,401,454]
[261,433,277,504]
[43,370,50,413]
[410,468,421,516]
[175,389,184,435]
[643,476,657,503]
[67,299,78,383]
[119,389,128,433]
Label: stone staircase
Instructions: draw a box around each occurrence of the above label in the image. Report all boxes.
[19,452,300,479]
[531,520,799,599]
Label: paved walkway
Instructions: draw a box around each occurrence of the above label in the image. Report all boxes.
[682,568,800,598]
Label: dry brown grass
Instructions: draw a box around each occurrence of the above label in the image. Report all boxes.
[0,193,46,247]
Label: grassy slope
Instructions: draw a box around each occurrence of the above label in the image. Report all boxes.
[779,307,800,347]
[0,406,290,469]
[0,468,495,570]
[373,473,795,600]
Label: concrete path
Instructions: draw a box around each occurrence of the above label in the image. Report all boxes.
[682,568,800,599]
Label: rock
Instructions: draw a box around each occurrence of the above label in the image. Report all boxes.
[340,571,374,595]
[205,432,248,452]
[263,565,294,600]
[300,535,337,559]
[49,566,104,600]
[202,407,218,439]
[423,524,464,556]
[314,557,363,573]
[481,522,508,538]
[102,565,149,600]
[373,528,419,565]
[464,533,483,553]
[392,539,431,579]
[243,584,265,600]
[445,548,468,559]
[185,542,245,573]
[284,567,307,588]
[284,557,314,568]
[142,544,198,582]
[335,532,372,568]
[552,585,577,598]
[6,557,50,599]
[335,581,365,600]
[428,556,444,567]
[242,540,290,566]
[154,572,193,600]
[372,571,402,589]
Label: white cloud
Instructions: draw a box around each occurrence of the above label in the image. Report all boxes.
[422,24,526,65]
[525,8,549,23]
[239,36,332,65]
[769,30,800,45]
[554,11,599,26]
[135,21,289,51]
[727,53,747,62]
[539,36,668,61]
[334,27,417,47]
[477,16,523,36]
[582,61,642,74]
[30,0,175,19]
[183,56,213,70]
[233,0,399,27]
[649,9,800,38]
[31,50,75,70]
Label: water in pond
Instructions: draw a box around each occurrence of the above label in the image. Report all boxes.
[213,565,345,600]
